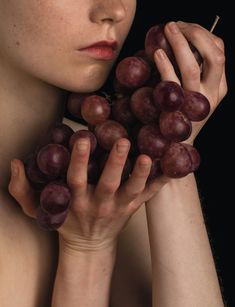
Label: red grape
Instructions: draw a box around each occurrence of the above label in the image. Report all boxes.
[161,142,195,178]
[115,56,151,89]
[159,111,192,142]
[147,159,163,183]
[181,90,210,121]
[40,182,71,214]
[36,206,68,231]
[137,124,169,159]
[112,96,137,127]
[130,87,161,124]
[67,92,88,119]
[41,123,74,148]
[94,120,128,151]
[183,143,200,172]
[81,95,111,125]
[37,144,70,178]
[153,81,184,112]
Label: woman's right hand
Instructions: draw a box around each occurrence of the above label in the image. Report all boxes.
[8,137,168,252]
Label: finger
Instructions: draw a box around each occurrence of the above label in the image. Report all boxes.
[164,22,201,91]
[211,35,228,101]
[154,49,180,84]
[176,21,225,94]
[117,154,152,205]
[67,138,90,199]
[94,139,130,202]
[8,159,37,218]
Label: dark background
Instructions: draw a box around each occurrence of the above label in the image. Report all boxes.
[66,2,234,306]
[125,2,234,306]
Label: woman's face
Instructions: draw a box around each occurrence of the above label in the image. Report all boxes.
[0,0,136,92]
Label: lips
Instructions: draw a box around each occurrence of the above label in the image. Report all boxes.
[78,40,118,60]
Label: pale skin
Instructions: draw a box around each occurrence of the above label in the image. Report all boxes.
[0,1,227,307]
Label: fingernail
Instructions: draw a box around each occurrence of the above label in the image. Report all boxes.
[177,21,186,27]
[76,140,88,153]
[155,49,166,61]
[116,143,129,154]
[168,21,179,34]
[11,160,19,177]
[139,159,151,170]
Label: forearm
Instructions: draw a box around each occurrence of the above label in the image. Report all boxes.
[146,173,224,307]
[51,237,117,307]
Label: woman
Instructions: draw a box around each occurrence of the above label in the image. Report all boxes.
[0,1,227,306]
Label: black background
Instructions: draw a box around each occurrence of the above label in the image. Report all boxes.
[124,2,234,306]
[66,2,234,306]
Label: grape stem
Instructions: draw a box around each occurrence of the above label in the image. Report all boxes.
[210,15,220,33]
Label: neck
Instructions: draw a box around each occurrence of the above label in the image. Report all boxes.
[0,66,67,193]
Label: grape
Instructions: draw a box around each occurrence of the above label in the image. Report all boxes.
[36,206,68,231]
[147,159,163,183]
[145,24,202,67]
[153,81,184,112]
[41,123,74,148]
[130,87,161,124]
[137,124,169,159]
[145,24,175,62]
[40,182,71,214]
[112,96,137,127]
[24,153,49,189]
[159,111,192,142]
[160,142,196,178]
[183,143,200,172]
[67,92,88,119]
[115,56,151,89]
[113,77,134,96]
[181,90,210,121]
[94,120,128,151]
[69,129,97,154]
[81,95,111,125]
[37,144,70,178]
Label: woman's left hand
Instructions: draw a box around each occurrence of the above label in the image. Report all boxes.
[154,21,227,144]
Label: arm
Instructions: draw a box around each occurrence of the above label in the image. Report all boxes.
[146,21,227,306]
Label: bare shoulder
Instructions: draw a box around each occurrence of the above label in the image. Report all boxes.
[62,117,87,131]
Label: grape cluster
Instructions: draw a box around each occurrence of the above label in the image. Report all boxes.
[24,23,210,231]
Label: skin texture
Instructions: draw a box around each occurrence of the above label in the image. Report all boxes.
[0,1,227,306]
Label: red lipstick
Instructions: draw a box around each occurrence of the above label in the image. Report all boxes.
[78,40,118,60]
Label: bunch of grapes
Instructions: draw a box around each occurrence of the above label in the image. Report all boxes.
[25,23,211,231]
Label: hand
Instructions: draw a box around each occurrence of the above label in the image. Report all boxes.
[154,21,227,144]
[8,138,168,252]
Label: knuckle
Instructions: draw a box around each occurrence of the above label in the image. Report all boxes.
[190,26,204,41]
[68,176,86,190]
[183,63,200,80]
[214,36,225,51]
[214,50,226,65]
[100,181,117,195]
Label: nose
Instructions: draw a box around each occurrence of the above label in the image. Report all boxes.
[89,0,126,24]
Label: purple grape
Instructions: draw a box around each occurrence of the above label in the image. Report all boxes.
[147,159,163,183]
[81,95,111,125]
[24,153,50,189]
[36,206,68,231]
[69,129,97,154]
[94,120,128,151]
[40,182,71,214]
[115,56,151,89]
[160,143,193,178]
[37,144,70,178]
[159,111,192,142]
[137,124,169,159]
[181,90,210,121]
[130,87,161,124]
[112,96,137,127]
[67,92,88,119]
[145,24,175,62]
[153,81,185,112]
[41,123,74,148]
[183,143,200,172]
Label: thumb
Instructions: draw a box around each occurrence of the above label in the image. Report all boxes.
[8,159,37,218]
